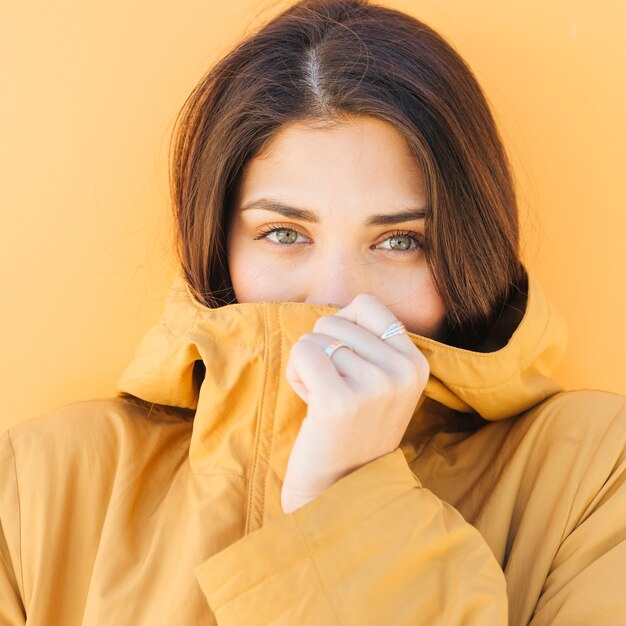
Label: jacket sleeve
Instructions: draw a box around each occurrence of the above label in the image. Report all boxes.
[0,431,27,625]
[193,447,508,625]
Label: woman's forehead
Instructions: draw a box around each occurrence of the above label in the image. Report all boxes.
[235,116,426,218]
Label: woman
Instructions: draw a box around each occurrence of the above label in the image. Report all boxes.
[1,1,624,624]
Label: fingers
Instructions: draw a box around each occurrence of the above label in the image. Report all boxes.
[332,293,421,358]
[312,314,416,379]
[316,294,429,380]
[286,332,380,400]
[285,292,431,405]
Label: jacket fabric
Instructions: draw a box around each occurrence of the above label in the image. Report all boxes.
[1,272,625,625]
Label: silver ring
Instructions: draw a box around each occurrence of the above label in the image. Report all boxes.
[324,340,353,358]
[379,320,407,340]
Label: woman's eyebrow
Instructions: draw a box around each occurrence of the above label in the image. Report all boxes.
[239,198,428,225]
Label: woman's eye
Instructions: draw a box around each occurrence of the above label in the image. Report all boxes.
[376,232,423,252]
[253,226,308,245]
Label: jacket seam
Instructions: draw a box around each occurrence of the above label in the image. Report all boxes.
[7,430,25,604]
[245,305,272,534]
[257,305,271,528]
[261,306,282,523]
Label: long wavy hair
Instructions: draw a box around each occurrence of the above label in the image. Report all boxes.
[168,0,526,349]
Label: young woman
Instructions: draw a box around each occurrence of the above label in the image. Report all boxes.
[1,1,624,624]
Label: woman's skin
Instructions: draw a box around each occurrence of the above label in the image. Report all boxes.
[227,115,444,513]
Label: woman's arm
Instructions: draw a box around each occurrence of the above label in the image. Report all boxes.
[194,447,508,625]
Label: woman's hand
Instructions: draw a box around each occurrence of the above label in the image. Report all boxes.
[281,292,430,514]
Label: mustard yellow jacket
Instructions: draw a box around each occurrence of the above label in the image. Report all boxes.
[1,274,625,625]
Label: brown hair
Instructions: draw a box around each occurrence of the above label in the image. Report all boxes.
[168,0,527,349]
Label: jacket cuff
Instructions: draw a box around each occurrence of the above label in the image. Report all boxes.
[193,448,418,616]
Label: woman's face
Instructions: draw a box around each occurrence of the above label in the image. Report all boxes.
[226,115,446,338]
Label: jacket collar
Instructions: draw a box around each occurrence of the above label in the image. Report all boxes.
[117,271,567,473]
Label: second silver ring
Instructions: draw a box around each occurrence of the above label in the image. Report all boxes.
[379,320,407,340]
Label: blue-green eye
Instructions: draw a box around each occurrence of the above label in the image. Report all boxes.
[253,225,308,244]
[376,231,423,252]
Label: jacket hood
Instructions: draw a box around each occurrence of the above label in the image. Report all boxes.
[116,271,567,472]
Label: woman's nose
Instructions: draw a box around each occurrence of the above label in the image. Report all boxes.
[303,259,368,309]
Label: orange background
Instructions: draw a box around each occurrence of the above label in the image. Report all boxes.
[1,0,624,432]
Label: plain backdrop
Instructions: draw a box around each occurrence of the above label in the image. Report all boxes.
[1,0,625,432]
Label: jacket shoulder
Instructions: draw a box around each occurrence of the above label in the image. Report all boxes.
[541,387,626,409]
[507,389,626,460]
[2,396,194,494]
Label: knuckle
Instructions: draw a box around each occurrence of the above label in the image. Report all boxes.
[416,351,430,377]
[354,292,380,307]
[405,347,430,375]
[396,354,428,388]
